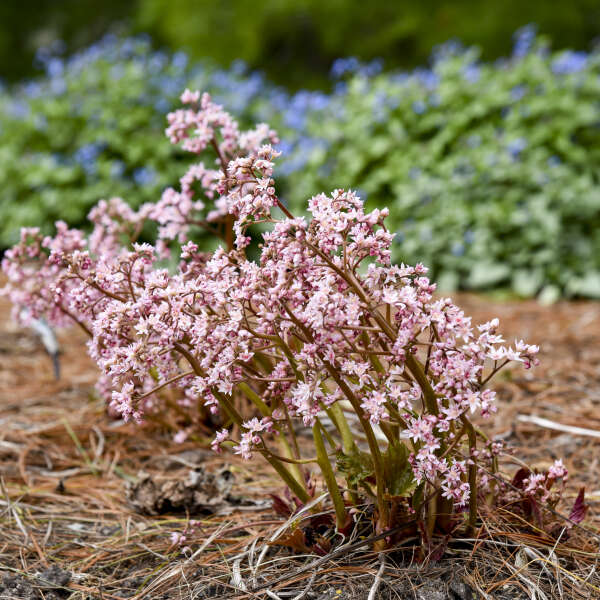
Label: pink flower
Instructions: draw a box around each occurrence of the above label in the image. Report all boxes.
[211,429,229,454]
[548,459,568,480]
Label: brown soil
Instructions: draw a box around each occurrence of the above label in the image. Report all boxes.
[0,293,599,599]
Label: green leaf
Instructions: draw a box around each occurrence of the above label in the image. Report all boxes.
[382,443,416,498]
[336,448,374,489]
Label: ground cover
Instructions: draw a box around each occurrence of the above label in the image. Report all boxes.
[1,291,599,599]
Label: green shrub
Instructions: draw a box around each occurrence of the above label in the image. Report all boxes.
[283,34,600,298]
[0,35,281,247]
[4,30,600,299]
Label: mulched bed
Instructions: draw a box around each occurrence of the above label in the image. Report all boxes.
[1,293,599,599]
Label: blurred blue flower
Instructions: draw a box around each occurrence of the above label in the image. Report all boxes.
[49,77,66,95]
[507,137,527,159]
[412,100,427,114]
[111,161,125,179]
[46,58,64,78]
[278,137,328,176]
[110,64,125,80]
[372,91,389,122]
[466,134,481,148]
[23,81,42,98]
[431,39,463,64]
[464,230,475,244]
[355,188,368,201]
[429,92,441,107]
[511,85,527,101]
[230,59,247,76]
[552,51,588,74]
[512,24,537,59]
[133,167,156,186]
[451,242,465,256]
[413,68,439,90]
[7,100,29,118]
[172,51,188,71]
[462,63,480,83]
[154,98,171,113]
[275,140,293,156]
[149,52,168,71]
[363,59,384,77]
[547,155,561,167]
[333,81,348,95]
[331,57,360,79]
[74,143,103,175]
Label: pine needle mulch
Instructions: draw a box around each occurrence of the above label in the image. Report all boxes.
[1,293,599,599]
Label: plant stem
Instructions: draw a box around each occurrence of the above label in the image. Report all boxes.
[461,415,478,534]
[175,344,310,503]
[237,382,306,490]
[313,421,347,530]
[327,402,356,455]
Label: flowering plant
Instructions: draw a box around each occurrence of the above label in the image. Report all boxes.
[3,91,559,547]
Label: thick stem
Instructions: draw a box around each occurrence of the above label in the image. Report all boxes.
[322,360,389,533]
[461,415,478,534]
[327,402,356,455]
[322,403,360,505]
[259,448,312,504]
[279,303,388,525]
[405,354,439,417]
[426,488,439,540]
[378,421,399,446]
[237,382,270,415]
[313,421,348,530]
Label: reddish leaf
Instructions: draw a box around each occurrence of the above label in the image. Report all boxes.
[528,496,543,527]
[269,528,312,553]
[569,487,588,525]
[512,467,531,489]
[429,534,450,561]
[269,493,293,518]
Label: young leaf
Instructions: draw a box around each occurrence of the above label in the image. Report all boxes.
[512,467,531,489]
[382,443,416,498]
[336,448,375,489]
[568,487,588,525]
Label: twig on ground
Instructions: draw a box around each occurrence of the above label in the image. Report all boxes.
[367,552,387,600]
[517,414,600,439]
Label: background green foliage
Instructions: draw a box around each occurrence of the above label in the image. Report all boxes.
[283,39,600,298]
[0,36,281,247]
[2,33,600,298]
[2,1,600,298]
[0,0,129,82]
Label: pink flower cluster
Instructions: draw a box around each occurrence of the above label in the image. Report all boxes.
[160,91,279,246]
[522,459,568,503]
[2,90,547,526]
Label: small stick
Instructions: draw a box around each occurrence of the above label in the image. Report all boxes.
[517,414,600,439]
[367,553,387,600]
